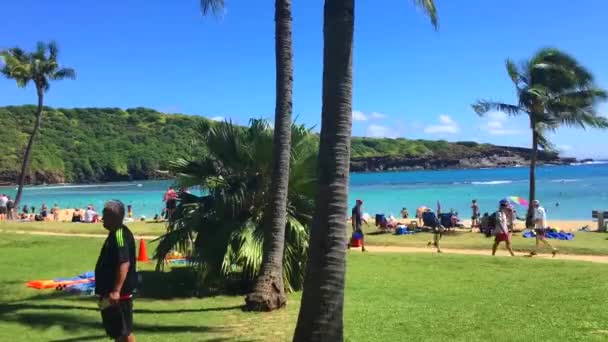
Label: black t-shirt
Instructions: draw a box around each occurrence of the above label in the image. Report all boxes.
[352,206,362,227]
[95,226,137,296]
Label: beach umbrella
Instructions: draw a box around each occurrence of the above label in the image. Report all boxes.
[508,196,529,207]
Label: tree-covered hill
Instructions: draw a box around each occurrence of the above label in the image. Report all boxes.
[0,106,207,184]
[0,105,565,184]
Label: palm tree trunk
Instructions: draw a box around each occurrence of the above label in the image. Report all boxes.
[245,0,293,311]
[14,88,44,208]
[293,0,354,340]
[526,129,538,228]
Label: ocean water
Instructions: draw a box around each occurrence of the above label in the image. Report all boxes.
[1,163,607,220]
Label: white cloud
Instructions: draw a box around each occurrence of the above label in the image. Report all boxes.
[558,144,572,151]
[353,110,388,121]
[480,112,521,135]
[438,114,454,125]
[424,115,460,134]
[487,121,503,129]
[210,116,224,121]
[486,111,508,121]
[370,112,387,119]
[366,124,395,138]
[352,110,367,121]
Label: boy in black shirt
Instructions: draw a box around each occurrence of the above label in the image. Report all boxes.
[95,200,137,342]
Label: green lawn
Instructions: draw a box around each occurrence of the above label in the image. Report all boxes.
[361,224,608,256]
[3,221,608,256]
[1,233,608,341]
[0,220,166,236]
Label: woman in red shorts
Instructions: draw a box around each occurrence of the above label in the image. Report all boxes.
[492,199,515,256]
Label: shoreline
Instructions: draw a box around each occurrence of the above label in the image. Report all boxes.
[2,161,607,187]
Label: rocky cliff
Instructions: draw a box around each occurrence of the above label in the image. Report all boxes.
[350,145,574,172]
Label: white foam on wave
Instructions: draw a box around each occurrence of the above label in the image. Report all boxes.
[471,180,513,185]
[570,161,608,166]
[24,183,140,191]
[550,179,581,183]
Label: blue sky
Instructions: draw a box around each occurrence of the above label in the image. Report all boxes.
[2,0,607,158]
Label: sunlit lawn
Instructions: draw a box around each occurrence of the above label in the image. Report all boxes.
[3,221,608,256]
[2,233,608,341]
[0,220,166,236]
[360,223,608,256]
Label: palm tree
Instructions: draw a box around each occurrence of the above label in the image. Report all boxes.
[292,1,437,341]
[198,0,295,311]
[154,119,317,293]
[245,0,295,312]
[0,41,76,208]
[473,48,608,226]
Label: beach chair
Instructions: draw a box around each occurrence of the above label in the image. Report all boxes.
[422,211,440,229]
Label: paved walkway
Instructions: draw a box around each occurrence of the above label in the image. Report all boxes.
[3,229,608,264]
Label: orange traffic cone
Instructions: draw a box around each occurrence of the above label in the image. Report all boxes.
[137,239,149,262]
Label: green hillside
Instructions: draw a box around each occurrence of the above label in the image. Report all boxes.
[0,106,207,183]
[0,105,554,184]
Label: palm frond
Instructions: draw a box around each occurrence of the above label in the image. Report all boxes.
[472,100,522,116]
[412,0,438,29]
[48,41,59,60]
[155,119,317,293]
[505,58,523,86]
[200,0,225,16]
[51,67,76,80]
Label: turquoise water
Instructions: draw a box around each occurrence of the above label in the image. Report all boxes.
[1,163,607,220]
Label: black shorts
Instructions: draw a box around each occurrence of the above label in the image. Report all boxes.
[534,228,547,236]
[0,207,6,215]
[101,299,133,339]
[166,199,177,209]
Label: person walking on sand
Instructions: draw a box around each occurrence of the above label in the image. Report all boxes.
[529,200,557,257]
[0,194,8,221]
[51,203,60,221]
[471,199,480,228]
[401,207,409,219]
[492,200,515,256]
[350,199,368,252]
[95,200,137,342]
[426,210,444,253]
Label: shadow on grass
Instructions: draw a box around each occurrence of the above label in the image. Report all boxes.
[49,335,106,342]
[1,301,243,315]
[2,311,235,337]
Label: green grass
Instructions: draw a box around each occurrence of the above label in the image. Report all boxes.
[3,221,608,256]
[0,220,166,236]
[2,233,608,341]
[360,224,608,255]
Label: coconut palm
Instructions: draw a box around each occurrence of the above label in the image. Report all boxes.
[0,41,75,207]
[199,0,295,311]
[153,119,317,294]
[473,48,608,226]
[292,1,437,341]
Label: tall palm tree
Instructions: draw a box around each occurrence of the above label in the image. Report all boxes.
[198,0,295,311]
[473,48,608,226]
[293,1,437,341]
[1,41,76,208]
[245,0,294,312]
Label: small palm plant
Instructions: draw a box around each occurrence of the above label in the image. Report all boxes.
[154,119,317,293]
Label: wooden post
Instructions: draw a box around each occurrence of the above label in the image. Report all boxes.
[598,212,605,232]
